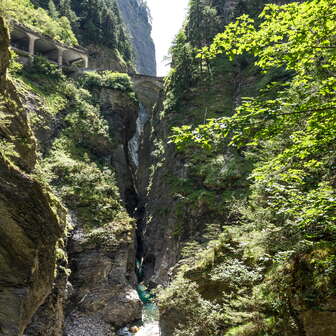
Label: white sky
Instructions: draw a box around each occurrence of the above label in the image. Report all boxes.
[146,0,189,76]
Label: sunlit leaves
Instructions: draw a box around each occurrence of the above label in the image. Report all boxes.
[201,0,336,74]
[172,0,336,153]
[0,0,77,45]
[171,0,336,245]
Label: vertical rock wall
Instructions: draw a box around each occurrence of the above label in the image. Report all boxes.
[1,0,158,333]
[116,0,156,75]
[0,18,67,336]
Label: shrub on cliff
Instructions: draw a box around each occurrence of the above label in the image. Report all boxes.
[79,71,133,91]
[0,0,77,45]
[163,0,336,335]
[79,71,136,103]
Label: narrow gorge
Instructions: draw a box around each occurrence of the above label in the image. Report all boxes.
[0,0,336,336]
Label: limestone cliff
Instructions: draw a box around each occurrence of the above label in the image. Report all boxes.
[1,0,160,333]
[116,0,156,75]
[9,66,162,336]
[137,0,336,336]
[0,18,66,335]
[140,0,257,288]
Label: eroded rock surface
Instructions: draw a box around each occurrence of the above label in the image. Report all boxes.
[116,0,156,75]
[64,227,142,333]
[0,18,66,335]
[0,154,66,336]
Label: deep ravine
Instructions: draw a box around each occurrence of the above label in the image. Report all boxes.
[2,0,336,335]
[116,78,163,336]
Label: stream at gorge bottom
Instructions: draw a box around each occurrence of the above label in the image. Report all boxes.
[136,283,160,336]
[117,283,160,336]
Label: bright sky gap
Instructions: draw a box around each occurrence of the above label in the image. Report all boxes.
[146,0,189,76]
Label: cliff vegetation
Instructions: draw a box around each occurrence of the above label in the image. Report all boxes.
[155,0,336,335]
[1,0,336,335]
[30,0,134,68]
[0,0,77,45]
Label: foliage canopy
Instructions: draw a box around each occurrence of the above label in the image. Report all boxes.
[0,0,77,45]
[166,0,336,334]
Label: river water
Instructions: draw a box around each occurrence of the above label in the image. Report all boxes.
[117,284,160,336]
[135,284,160,336]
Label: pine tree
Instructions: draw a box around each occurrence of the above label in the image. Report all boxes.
[48,0,59,19]
[59,0,77,24]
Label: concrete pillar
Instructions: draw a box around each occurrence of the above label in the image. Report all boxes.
[26,33,39,56]
[57,47,65,67]
[82,55,89,68]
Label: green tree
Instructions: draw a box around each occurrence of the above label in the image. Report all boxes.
[171,0,336,292]
[167,1,336,334]
[70,0,132,61]
[48,0,59,18]
[174,0,336,154]
[59,0,77,25]
[1,0,77,45]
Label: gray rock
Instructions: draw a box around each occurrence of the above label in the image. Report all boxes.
[0,18,66,335]
[116,0,156,75]
[64,311,116,336]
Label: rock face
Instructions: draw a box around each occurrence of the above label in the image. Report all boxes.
[141,140,184,286]
[5,64,162,336]
[0,18,66,335]
[62,76,163,334]
[0,17,9,81]
[99,88,139,209]
[86,44,134,73]
[64,227,142,334]
[131,74,163,192]
[62,87,142,333]
[23,267,69,336]
[300,299,336,336]
[21,81,144,334]
[0,19,36,172]
[0,153,66,336]
[116,0,156,75]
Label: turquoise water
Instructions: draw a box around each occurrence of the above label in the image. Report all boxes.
[137,284,153,304]
[117,282,159,335]
[133,260,160,335]
[142,302,159,323]
[136,284,159,323]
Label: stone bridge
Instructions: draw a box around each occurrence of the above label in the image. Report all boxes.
[130,73,164,111]
[10,22,88,68]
